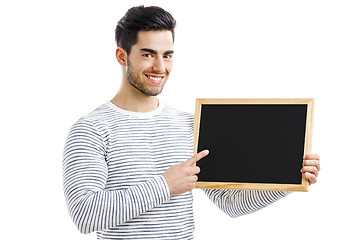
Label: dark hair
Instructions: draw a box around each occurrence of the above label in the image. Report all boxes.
[115,5,176,54]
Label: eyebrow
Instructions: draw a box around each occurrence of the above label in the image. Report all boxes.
[140,48,174,55]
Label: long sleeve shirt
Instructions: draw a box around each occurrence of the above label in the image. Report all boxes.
[63,101,289,239]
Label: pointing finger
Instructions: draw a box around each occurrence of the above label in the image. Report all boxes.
[185,150,209,166]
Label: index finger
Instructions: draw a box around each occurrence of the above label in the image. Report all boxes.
[185,150,209,166]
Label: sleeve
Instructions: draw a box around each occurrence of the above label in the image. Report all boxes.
[63,118,171,234]
[203,188,290,218]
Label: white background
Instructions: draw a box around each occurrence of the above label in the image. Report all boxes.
[1,0,359,239]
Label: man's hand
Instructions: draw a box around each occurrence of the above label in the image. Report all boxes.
[162,150,209,195]
[301,154,320,184]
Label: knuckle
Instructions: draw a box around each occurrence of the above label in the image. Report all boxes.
[304,159,312,165]
[313,167,319,176]
[305,172,316,183]
[304,166,318,175]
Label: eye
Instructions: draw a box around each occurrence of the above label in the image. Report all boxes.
[143,53,153,58]
[164,54,173,60]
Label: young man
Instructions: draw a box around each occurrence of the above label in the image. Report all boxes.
[63,5,320,240]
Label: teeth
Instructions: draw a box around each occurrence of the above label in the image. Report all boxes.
[148,76,163,80]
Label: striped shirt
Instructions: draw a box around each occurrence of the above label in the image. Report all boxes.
[63,101,289,239]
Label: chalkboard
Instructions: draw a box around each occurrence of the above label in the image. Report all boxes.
[193,98,314,192]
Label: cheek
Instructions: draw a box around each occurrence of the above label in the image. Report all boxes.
[129,64,148,76]
[128,56,149,71]
[166,62,173,73]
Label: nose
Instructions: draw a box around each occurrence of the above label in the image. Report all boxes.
[152,57,166,73]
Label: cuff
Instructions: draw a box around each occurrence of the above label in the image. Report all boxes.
[142,176,171,207]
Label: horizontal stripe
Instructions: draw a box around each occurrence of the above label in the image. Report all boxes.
[63,101,289,239]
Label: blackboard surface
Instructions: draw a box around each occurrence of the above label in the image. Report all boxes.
[193,99,314,191]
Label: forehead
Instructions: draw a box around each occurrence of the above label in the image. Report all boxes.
[133,30,174,53]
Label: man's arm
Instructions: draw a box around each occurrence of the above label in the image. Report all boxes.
[203,189,290,218]
[63,118,170,234]
[161,149,289,217]
[203,154,320,218]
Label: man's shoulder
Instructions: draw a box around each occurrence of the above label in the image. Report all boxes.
[82,102,112,120]
[73,102,114,130]
[162,104,194,121]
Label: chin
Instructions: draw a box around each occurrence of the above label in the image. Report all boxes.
[144,87,164,96]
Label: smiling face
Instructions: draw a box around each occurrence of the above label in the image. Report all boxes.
[122,30,174,96]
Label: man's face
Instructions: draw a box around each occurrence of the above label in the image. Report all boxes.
[125,30,174,96]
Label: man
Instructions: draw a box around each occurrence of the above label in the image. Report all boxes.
[63,5,320,239]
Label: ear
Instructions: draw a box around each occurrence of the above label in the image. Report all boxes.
[116,47,127,67]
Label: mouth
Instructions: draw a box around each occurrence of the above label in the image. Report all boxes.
[145,74,166,85]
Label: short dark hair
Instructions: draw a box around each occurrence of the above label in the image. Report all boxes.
[115,5,176,54]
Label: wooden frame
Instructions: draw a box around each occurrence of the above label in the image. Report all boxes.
[193,98,314,192]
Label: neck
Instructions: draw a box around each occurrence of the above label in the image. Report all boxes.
[111,80,159,113]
